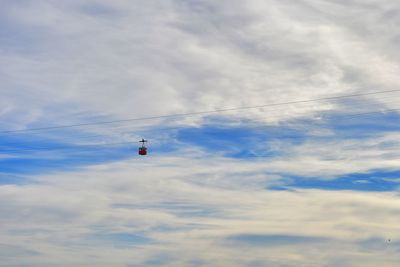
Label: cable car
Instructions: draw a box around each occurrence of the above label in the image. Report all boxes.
[138,139,147,155]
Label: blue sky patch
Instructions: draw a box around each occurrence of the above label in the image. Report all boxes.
[176,123,307,158]
[0,133,136,183]
[322,110,400,139]
[271,170,400,192]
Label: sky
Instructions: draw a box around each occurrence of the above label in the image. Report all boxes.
[1,0,400,266]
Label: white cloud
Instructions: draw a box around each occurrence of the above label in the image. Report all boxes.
[2,1,400,266]
[1,0,400,133]
[1,155,400,266]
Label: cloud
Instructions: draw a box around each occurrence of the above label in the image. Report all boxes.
[2,1,400,266]
[225,234,328,246]
[1,155,400,266]
[2,0,400,133]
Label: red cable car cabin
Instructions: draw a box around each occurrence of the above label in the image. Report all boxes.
[138,139,148,156]
[139,146,147,155]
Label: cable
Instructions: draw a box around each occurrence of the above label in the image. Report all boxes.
[33,92,400,140]
[0,141,143,153]
[19,100,400,144]
[3,107,400,153]
[2,89,400,135]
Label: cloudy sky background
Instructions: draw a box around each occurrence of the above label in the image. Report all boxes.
[1,0,400,266]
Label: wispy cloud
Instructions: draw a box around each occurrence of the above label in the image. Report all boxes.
[2,0,400,129]
[2,0,400,266]
[1,156,400,266]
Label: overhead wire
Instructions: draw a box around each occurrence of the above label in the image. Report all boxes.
[0,141,142,153]
[4,108,400,145]
[3,88,400,154]
[2,89,400,151]
[2,88,400,135]
[14,94,400,145]
[3,107,400,153]
[51,91,400,134]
